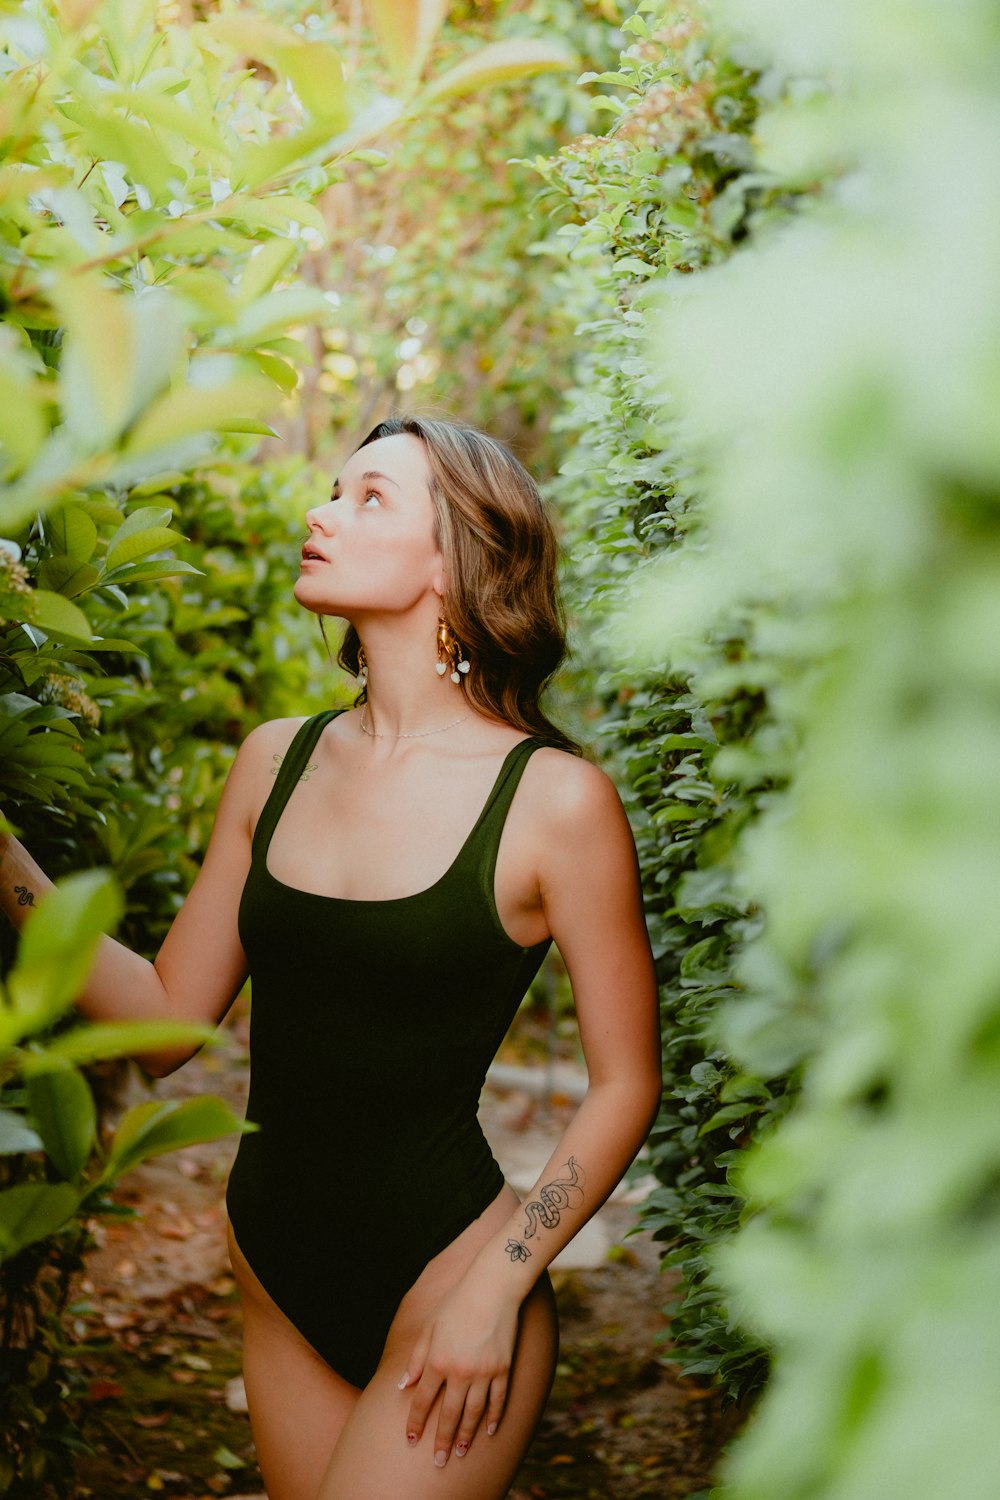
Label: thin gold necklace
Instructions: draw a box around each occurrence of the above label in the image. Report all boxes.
[360,703,469,740]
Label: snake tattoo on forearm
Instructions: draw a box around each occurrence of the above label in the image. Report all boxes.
[505,1156,585,1263]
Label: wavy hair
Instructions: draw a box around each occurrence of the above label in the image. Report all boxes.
[337,416,577,752]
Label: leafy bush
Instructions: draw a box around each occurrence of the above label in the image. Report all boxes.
[0,869,250,1496]
[634,0,1000,1493]
[540,0,810,1399]
[0,2,587,1486]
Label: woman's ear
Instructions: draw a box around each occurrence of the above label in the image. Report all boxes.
[432,554,446,598]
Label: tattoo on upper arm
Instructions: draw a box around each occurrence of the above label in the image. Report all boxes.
[270,753,317,783]
[13,885,35,907]
[505,1156,585,1263]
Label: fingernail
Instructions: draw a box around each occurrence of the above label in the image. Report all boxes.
[397,1372,410,1390]
[455,1443,468,1457]
[434,1451,447,1468]
[487,1422,498,1436]
[406,1433,417,1445]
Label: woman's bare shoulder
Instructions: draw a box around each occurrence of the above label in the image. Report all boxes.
[240,715,311,756]
[524,746,627,831]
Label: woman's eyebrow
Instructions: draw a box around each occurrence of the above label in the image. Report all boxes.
[329,469,401,500]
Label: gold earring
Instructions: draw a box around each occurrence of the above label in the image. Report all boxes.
[436,620,470,684]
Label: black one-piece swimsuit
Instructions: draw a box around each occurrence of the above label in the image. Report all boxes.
[226,710,556,1388]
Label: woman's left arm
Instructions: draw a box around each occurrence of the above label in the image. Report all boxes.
[402,758,662,1465]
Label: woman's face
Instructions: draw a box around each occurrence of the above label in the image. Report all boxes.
[294,434,444,620]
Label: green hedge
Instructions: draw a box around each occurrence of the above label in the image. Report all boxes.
[640,0,1000,1491]
[540,0,810,1401]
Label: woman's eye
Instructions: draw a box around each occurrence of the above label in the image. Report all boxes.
[362,490,382,508]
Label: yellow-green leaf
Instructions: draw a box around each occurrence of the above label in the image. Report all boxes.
[237,239,299,307]
[103,1096,254,1182]
[29,591,93,643]
[124,377,278,457]
[20,1020,217,1074]
[46,504,98,563]
[274,42,347,126]
[103,526,181,572]
[367,0,449,88]
[0,367,46,475]
[0,1182,81,1260]
[51,276,134,448]
[7,871,122,1039]
[419,38,576,104]
[26,1063,96,1181]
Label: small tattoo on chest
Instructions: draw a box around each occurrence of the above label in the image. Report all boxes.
[271,753,318,783]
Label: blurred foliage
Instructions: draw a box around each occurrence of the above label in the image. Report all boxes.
[264,0,624,467]
[540,0,811,1401]
[634,0,1000,1494]
[0,869,250,1497]
[0,0,577,1489]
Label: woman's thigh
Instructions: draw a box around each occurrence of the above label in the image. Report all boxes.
[227,1222,361,1500]
[314,1187,559,1500]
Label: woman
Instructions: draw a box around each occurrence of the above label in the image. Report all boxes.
[0,417,661,1500]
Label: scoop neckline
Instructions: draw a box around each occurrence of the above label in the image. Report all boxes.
[260,732,539,911]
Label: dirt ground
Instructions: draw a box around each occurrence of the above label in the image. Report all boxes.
[62,1004,736,1499]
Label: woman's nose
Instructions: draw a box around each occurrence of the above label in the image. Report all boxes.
[305,498,337,533]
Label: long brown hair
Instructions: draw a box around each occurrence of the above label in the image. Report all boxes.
[337,416,577,752]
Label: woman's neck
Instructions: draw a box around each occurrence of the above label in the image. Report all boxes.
[355,620,469,741]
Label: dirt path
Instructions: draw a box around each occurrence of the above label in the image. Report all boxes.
[66,1003,734,1499]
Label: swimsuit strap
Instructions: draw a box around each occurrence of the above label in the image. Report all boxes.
[252,709,344,859]
[457,736,551,897]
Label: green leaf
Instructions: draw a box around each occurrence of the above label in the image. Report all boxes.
[103,525,182,572]
[0,365,46,476]
[20,1020,217,1073]
[212,194,327,237]
[213,1445,245,1471]
[99,560,203,587]
[29,591,93,644]
[124,377,278,456]
[36,556,101,598]
[220,419,281,436]
[102,1095,254,1182]
[105,86,228,158]
[274,41,347,125]
[6,871,123,1042]
[0,1182,82,1259]
[46,505,98,563]
[367,0,449,88]
[237,239,299,307]
[106,505,174,547]
[419,38,576,105]
[26,1063,96,1181]
[51,276,134,449]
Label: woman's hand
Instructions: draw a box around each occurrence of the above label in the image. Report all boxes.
[398,1276,521,1467]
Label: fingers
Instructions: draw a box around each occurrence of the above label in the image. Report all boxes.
[405,1369,507,1466]
[404,1369,439,1448]
[484,1370,508,1439]
[448,1380,488,1459]
[431,1381,470,1467]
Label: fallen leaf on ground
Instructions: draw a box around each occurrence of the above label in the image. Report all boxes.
[224,1375,248,1413]
[86,1379,125,1401]
[158,1216,195,1240]
[213,1444,245,1470]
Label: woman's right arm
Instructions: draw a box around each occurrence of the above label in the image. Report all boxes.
[0,719,298,1078]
